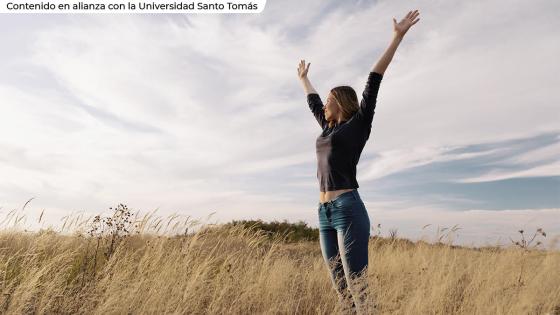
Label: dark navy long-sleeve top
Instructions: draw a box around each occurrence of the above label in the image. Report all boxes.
[307,71,383,192]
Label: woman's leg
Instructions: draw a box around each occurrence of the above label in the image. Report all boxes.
[337,224,369,314]
[330,190,372,314]
[318,203,355,312]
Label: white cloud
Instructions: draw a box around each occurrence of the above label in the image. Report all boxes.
[503,141,560,165]
[1,0,559,249]
[359,146,448,181]
[454,138,560,183]
[359,145,507,181]
[456,162,560,183]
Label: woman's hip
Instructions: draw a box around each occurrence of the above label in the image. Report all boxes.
[318,190,370,231]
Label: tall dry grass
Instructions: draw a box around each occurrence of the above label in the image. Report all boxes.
[0,203,558,314]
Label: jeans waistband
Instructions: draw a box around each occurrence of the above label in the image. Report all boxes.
[319,189,358,207]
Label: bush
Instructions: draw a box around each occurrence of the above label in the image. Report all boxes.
[224,219,319,243]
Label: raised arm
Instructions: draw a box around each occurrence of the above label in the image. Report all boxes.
[372,9,420,75]
[298,59,327,129]
[357,9,421,125]
[298,60,317,94]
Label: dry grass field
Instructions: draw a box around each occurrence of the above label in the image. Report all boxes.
[0,204,558,314]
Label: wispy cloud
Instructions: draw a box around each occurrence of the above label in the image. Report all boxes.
[359,145,508,181]
[1,0,559,247]
[456,163,560,183]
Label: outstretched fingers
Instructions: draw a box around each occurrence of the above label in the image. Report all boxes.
[409,10,419,22]
[411,10,420,25]
[298,59,311,78]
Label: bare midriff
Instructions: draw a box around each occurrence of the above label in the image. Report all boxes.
[319,188,355,204]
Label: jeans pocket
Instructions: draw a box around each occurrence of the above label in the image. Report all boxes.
[332,198,355,212]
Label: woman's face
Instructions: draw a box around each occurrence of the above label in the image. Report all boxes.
[323,92,340,122]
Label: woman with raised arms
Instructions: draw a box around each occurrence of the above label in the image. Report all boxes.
[297,9,420,314]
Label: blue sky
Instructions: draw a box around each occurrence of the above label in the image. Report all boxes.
[0,0,559,248]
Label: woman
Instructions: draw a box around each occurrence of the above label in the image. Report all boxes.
[297,10,420,314]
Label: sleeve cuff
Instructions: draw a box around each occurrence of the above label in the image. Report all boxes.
[307,93,320,101]
[369,71,383,81]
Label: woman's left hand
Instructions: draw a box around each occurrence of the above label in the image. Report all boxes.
[393,9,420,37]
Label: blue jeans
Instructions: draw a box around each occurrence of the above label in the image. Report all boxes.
[318,189,371,314]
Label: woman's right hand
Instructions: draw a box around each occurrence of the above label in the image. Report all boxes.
[297,59,311,80]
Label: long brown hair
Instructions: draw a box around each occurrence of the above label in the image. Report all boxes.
[328,86,359,128]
